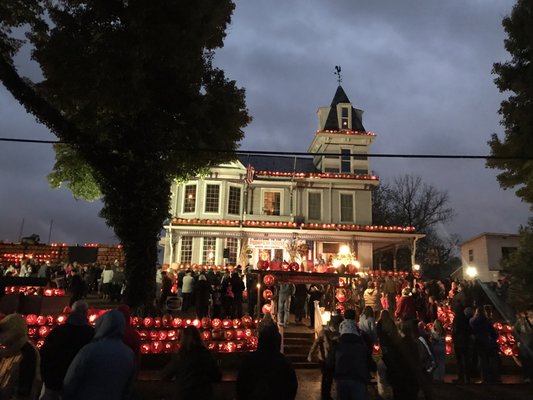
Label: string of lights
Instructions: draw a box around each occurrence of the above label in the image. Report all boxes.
[0,136,530,160]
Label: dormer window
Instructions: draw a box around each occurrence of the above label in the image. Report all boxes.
[341,106,349,129]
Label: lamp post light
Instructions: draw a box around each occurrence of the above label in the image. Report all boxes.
[465,266,478,279]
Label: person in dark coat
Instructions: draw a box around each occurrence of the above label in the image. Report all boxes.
[62,309,135,400]
[230,272,245,318]
[195,274,211,319]
[40,301,95,399]
[293,284,308,324]
[246,272,258,318]
[470,306,499,383]
[327,319,376,400]
[161,326,221,400]
[159,271,173,311]
[69,269,85,306]
[451,306,473,383]
[236,325,298,400]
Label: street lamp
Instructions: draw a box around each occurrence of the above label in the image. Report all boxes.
[412,264,421,271]
[465,266,478,279]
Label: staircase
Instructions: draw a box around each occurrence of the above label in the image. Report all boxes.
[283,330,320,369]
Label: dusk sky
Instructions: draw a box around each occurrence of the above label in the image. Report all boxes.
[0,0,530,245]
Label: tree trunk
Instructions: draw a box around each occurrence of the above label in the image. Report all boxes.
[123,234,158,313]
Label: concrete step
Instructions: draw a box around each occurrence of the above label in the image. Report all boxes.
[284,331,314,339]
[284,344,311,355]
[284,337,312,345]
[291,361,320,369]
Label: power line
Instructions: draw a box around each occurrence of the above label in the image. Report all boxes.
[0,136,530,160]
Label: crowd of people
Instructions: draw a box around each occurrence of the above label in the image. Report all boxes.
[1,257,532,399]
[0,259,127,306]
[304,274,533,400]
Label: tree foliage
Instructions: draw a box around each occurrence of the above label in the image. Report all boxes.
[0,0,250,310]
[487,0,533,205]
[502,219,533,310]
[488,1,533,308]
[48,144,101,200]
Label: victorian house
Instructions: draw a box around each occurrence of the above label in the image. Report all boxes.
[161,86,423,271]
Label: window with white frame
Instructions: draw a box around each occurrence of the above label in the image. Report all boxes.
[183,184,197,213]
[341,106,349,129]
[340,193,354,222]
[263,191,281,215]
[228,186,241,215]
[205,184,220,213]
[340,149,351,173]
[226,238,239,265]
[202,238,217,264]
[308,192,321,220]
[180,236,193,264]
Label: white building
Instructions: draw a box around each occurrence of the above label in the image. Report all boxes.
[460,232,519,282]
[162,86,423,271]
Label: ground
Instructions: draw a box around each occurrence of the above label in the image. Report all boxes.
[135,370,532,400]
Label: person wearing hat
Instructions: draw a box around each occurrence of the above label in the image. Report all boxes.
[326,318,376,400]
[0,314,41,399]
[395,287,416,321]
[308,314,342,400]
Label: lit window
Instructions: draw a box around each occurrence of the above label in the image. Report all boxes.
[228,186,241,215]
[205,184,220,213]
[341,107,349,129]
[340,149,351,173]
[183,185,196,213]
[308,192,321,220]
[180,237,193,264]
[340,194,354,222]
[203,238,216,264]
[263,192,281,215]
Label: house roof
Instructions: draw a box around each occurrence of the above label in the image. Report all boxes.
[460,232,520,246]
[323,85,366,132]
[237,155,317,173]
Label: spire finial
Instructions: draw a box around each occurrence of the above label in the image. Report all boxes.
[334,65,342,85]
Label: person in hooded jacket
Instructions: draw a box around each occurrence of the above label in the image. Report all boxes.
[161,326,221,400]
[0,313,41,400]
[236,324,298,400]
[327,319,376,400]
[40,301,95,399]
[62,309,135,400]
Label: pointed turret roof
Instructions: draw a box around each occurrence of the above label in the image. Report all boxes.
[323,85,366,131]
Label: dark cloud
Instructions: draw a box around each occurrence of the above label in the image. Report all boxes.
[0,0,529,244]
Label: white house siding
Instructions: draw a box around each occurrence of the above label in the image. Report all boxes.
[461,233,519,282]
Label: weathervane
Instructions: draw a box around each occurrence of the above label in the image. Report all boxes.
[334,65,342,85]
